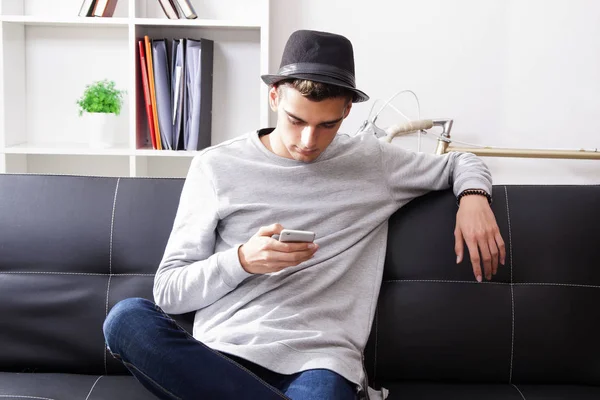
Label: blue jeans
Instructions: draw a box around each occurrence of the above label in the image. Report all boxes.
[103,298,358,400]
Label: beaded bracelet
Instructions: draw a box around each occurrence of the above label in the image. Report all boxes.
[457,189,492,206]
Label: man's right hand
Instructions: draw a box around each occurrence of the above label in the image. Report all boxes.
[238,223,319,274]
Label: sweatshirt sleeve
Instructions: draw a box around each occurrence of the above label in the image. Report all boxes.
[378,141,492,204]
[153,155,253,315]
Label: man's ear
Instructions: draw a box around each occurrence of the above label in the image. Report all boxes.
[343,102,353,119]
[269,86,280,112]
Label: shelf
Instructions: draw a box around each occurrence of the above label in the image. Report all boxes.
[133,18,261,28]
[0,16,262,29]
[2,144,202,158]
[0,15,129,27]
[134,149,201,157]
[2,143,131,156]
[0,0,270,177]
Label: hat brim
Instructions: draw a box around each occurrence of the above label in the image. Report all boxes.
[261,73,369,103]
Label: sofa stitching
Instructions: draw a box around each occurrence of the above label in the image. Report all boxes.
[382,280,600,289]
[104,274,112,375]
[505,185,516,385]
[84,375,104,400]
[110,178,120,276]
[511,383,527,400]
[0,397,56,400]
[0,272,155,276]
[104,177,119,375]
[385,279,509,285]
[514,282,600,288]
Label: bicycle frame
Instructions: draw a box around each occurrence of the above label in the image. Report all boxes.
[434,119,600,160]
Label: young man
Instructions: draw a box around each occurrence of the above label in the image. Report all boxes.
[104,30,505,400]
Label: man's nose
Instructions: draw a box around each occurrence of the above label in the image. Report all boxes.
[300,126,317,148]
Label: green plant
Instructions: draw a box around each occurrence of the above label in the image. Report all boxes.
[76,79,126,116]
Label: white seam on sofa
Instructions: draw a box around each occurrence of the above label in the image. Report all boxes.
[0,396,55,400]
[511,383,527,399]
[104,275,112,375]
[385,279,509,285]
[110,178,120,276]
[0,272,154,276]
[515,282,600,288]
[382,280,600,289]
[104,178,119,376]
[505,186,516,384]
[85,375,104,400]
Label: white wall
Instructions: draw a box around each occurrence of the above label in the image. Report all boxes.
[269,0,599,184]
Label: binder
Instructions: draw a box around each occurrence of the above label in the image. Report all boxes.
[144,36,162,150]
[184,38,214,150]
[152,39,174,150]
[171,39,186,150]
[138,41,157,149]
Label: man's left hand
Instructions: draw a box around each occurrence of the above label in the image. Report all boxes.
[454,195,506,282]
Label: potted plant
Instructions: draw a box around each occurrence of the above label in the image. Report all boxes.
[77,79,126,148]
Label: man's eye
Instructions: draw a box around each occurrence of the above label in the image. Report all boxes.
[290,119,303,125]
[322,124,336,129]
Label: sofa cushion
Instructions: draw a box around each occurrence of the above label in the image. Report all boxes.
[378,382,600,399]
[0,373,156,400]
[0,175,192,375]
[364,185,600,386]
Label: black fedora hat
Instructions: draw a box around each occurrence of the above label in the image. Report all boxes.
[261,30,369,103]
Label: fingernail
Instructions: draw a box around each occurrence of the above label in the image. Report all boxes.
[456,256,460,264]
[477,275,482,283]
[308,244,315,249]
[486,275,492,281]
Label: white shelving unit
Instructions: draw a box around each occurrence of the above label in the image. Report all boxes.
[0,0,270,177]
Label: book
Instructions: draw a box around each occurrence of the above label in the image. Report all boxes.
[158,0,180,19]
[93,0,119,17]
[138,41,157,150]
[171,39,186,150]
[184,38,213,150]
[152,39,174,150]
[144,36,163,150]
[78,0,97,17]
[173,0,197,19]
[137,35,213,151]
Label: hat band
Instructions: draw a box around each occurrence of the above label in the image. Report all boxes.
[277,63,356,88]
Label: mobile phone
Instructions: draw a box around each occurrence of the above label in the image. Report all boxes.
[273,229,316,243]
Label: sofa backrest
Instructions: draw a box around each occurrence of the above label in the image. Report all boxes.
[0,174,598,385]
[363,184,600,388]
[0,174,189,375]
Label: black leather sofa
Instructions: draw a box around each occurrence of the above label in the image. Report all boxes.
[0,173,598,399]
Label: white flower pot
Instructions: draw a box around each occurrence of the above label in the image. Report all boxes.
[83,112,119,148]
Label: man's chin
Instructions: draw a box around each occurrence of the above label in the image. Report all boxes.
[292,147,320,162]
[293,151,320,162]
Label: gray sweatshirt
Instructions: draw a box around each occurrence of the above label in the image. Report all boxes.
[153,129,492,399]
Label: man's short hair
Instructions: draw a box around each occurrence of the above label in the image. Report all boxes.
[276,79,354,104]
